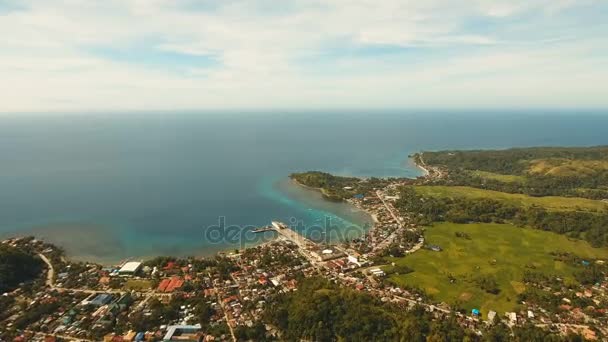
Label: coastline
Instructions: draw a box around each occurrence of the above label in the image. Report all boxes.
[289,177,377,224]
[15,156,425,266]
[289,177,336,200]
[412,153,431,176]
[51,232,279,266]
[287,155,434,250]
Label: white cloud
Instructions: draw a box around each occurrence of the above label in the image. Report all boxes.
[0,0,606,112]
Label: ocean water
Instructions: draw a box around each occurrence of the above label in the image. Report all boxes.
[0,111,607,263]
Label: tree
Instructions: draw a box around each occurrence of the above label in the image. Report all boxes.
[0,245,44,293]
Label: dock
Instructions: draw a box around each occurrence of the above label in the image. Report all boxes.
[269,221,326,266]
[251,226,274,233]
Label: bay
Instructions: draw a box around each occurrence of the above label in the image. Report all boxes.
[0,110,606,263]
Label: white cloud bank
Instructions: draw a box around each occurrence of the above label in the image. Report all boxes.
[0,0,607,112]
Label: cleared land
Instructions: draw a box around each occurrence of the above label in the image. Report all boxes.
[470,170,526,184]
[527,158,608,177]
[385,222,608,316]
[415,185,608,212]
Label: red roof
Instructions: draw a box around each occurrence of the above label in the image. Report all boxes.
[166,277,184,292]
[157,279,171,292]
[223,295,238,304]
[157,276,184,292]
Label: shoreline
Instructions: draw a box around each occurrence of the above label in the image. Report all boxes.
[289,177,377,224]
[289,160,426,232]
[66,231,281,266]
[14,155,428,266]
[412,153,431,176]
[289,177,336,200]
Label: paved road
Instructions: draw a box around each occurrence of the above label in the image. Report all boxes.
[37,253,55,288]
[38,253,127,295]
[376,190,403,228]
[210,271,237,342]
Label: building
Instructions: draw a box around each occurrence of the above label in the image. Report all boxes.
[271,221,288,230]
[88,293,113,306]
[506,312,517,325]
[368,268,386,277]
[487,310,497,323]
[118,261,142,276]
[163,324,203,341]
[347,255,361,267]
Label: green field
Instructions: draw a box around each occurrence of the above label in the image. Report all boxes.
[415,185,608,212]
[384,222,608,316]
[124,279,152,290]
[471,170,526,183]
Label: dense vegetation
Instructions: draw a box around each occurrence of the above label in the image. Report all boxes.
[265,276,468,341]
[266,277,583,341]
[290,171,362,201]
[0,244,44,293]
[396,186,608,247]
[420,146,608,175]
[290,171,399,201]
[418,146,608,199]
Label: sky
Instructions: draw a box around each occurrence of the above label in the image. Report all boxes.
[1,0,607,112]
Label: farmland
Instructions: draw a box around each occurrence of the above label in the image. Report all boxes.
[384,222,608,316]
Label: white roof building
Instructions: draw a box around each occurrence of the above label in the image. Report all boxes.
[118,261,142,274]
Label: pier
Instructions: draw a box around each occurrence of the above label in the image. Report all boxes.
[269,221,325,266]
[251,226,274,233]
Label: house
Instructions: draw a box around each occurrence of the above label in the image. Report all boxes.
[88,293,113,306]
[427,245,442,252]
[487,310,497,323]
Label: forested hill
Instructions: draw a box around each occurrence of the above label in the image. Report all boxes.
[418,146,608,174]
[265,277,579,341]
[416,146,608,199]
[0,244,44,293]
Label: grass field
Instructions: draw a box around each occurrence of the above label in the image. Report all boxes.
[124,279,152,290]
[471,170,526,184]
[415,185,608,212]
[527,158,608,177]
[384,222,608,316]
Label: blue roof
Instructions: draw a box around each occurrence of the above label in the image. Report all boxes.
[90,293,113,306]
[472,309,480,315]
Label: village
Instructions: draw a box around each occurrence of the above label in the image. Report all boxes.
[2,172,608,341]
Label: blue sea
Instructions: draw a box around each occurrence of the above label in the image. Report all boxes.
[0,110,607,263]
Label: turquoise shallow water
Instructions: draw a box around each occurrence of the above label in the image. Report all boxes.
[0,111,607,263]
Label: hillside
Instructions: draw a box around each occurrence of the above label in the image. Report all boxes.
[0,244,44,293]
[417,146,608,199]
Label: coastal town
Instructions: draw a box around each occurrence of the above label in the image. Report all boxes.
[2,155,608,341]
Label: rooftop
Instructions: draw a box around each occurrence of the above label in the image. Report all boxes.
[119,261,142,273]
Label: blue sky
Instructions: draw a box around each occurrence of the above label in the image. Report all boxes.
[1,0,607,112]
